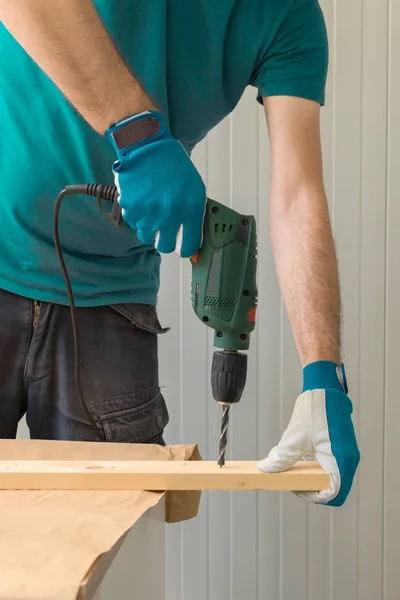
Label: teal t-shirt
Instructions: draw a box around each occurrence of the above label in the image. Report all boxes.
[0,0,328,306]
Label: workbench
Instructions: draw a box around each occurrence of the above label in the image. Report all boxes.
[0,439,328,600]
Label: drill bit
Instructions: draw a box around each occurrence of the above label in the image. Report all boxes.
[218,405,230,467]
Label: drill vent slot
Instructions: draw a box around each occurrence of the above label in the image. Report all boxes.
[214,223,234,233]
[204,295,236,320]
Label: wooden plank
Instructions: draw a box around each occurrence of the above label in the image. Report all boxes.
[0,460,328,491]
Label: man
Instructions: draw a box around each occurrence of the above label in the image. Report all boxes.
[0,0,359,506]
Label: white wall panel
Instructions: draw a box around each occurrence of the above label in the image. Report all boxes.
[384,1,400,598]
[158,1,399,599]
[330,0,362,598]
[358,0,388,599]
[256,102,281,600]
[229,95,259,600]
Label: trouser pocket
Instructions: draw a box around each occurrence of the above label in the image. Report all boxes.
[89,303,170,443]
[109,303,169,335]
[92,385,169,443]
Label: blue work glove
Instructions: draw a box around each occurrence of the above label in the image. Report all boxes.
[105,110,206,257]
[257,361,360,506]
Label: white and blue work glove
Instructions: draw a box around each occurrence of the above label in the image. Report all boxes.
[105,110,206,257]
[257,361,360,506]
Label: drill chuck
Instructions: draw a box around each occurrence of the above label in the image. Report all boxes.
[211,351,247,405]
[211,350,247,467]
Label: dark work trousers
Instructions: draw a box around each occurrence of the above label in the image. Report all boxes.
[0,288,169,443]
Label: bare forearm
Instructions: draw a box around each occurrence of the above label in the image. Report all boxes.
[271,190,341,366]
[0,0,154,132]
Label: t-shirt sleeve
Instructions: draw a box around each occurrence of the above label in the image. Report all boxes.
[250,0,329,106]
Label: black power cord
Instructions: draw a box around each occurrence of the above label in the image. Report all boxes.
[53,184,120,440]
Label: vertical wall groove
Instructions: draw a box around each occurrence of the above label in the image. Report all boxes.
[356,1,364,597]
[383,0,400,597]
[382,0,391,596]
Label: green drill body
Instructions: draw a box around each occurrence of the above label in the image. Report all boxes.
[190,199,258,350]
[190,198,258,465]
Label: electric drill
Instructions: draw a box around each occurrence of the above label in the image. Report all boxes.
[53,185,257,466]
[189,199,258,465]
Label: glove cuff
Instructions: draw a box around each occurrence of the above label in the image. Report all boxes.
[105,110,167,159]
[302,360,348,394]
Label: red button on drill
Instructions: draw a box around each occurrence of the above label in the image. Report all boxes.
[248,307,256,323]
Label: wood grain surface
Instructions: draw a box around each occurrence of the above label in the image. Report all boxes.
[0,459,329,491]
